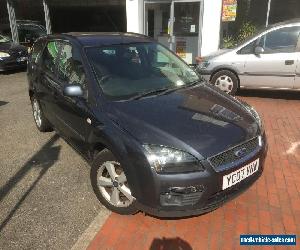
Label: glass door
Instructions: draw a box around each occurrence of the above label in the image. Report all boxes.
[144,2,172,49]
[171,0,201,64]
[144,0,202,65]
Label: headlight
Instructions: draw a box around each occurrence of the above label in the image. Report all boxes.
[198,61,210,69]
[0,52,10,59]
[143,145,204,174]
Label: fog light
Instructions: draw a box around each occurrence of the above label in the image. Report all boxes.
[160,185,204,206]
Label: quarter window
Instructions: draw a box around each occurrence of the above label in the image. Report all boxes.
[238,40,257,54]
[57,42,86,88]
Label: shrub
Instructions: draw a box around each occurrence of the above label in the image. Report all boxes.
[237,22,257,43]
[222,36,236,48]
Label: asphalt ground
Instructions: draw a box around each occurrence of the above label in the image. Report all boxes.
[0,71,108,250]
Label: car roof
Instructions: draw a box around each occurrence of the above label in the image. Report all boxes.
[46,32,154,47]
[270,18,300,27]
[262,18,300,33]
[249,18,300,36]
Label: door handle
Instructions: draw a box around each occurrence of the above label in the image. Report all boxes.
[285,60,294,65]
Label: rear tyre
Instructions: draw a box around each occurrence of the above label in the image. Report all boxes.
[211,70,239,95]
[31,95,53,132]
[91,149,138,215]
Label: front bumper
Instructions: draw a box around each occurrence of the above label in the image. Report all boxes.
[0,57,27,72]
[134,136,268,218]
[197,68,212,82]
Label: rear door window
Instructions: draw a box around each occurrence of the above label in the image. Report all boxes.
[41,41,60,74]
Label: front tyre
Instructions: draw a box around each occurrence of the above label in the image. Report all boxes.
[91,149,138,215]
[31,96,53,132]
[211,70,239,95]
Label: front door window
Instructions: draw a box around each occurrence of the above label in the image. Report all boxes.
[56,42,87,89]
[258,26,300,54]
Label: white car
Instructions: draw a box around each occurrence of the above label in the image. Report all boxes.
[197,19,300,95]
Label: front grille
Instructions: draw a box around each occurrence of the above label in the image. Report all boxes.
[208,137,259,169]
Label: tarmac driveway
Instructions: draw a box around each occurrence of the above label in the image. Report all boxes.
[0,71,107,250]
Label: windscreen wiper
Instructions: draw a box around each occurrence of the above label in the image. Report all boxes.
[158,81,201,96]
[128,87,170,100]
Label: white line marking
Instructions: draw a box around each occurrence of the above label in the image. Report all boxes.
[71,208,111,250]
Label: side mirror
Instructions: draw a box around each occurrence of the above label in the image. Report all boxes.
[63,84,84,98]
[254,46,264,55]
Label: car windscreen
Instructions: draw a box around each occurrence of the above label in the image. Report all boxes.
[86,42,200,101]
[18,25,47,41]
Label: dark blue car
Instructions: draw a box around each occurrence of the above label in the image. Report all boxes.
[0,34,27,72]
[27,33,267,217]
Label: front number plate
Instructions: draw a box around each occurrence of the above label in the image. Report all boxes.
[222,159,259,190]
[17,56,27,62]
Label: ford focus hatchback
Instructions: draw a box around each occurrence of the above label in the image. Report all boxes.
[27,33,267,217]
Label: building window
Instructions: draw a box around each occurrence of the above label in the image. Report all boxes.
[221,0,269,49]
[221,0,300,49]
[269,0,300,24]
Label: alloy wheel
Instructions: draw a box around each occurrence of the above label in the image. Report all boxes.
[97,161,134,207]
[32,99,42,127]
[215,75,234,94]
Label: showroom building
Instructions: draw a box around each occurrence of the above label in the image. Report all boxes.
[1,0,300,64]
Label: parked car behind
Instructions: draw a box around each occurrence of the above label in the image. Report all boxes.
[197,19,300,95]
[27,33,267,217]
[0,20,47,48]
[0,34,27,72]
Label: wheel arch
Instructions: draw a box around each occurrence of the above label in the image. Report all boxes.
[90,141,107,161]
[87,126,151,202]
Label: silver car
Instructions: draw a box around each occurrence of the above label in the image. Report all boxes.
[197,19,300,95]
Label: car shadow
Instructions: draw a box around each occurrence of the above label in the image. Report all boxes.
[237,89,300,100]
[0,134,61,232]
[149,237,193,250]
[0,68,27,75]
[0,101,8,107]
